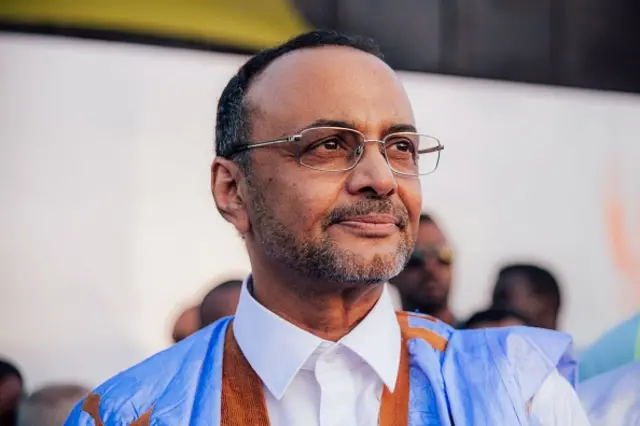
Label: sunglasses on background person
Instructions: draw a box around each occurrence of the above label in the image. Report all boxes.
[407,246,454,268]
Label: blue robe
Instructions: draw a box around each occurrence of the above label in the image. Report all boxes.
[578,361,640,425]
[578,312,640,382]
[65,313,576,425]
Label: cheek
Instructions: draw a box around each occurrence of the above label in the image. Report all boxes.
[398,178,422,229]
[269,174,340,232]
[441,266,452,279]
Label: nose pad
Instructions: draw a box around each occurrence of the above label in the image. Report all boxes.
[354,140,391,168]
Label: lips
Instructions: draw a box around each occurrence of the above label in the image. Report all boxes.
[337,214,400,225]
[334,214,401,237]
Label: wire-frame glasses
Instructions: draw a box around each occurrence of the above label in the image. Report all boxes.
[229,126,443,176]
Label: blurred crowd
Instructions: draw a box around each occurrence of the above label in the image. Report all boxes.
[0,211,637,424]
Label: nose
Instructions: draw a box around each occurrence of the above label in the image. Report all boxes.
[345,141,397,197]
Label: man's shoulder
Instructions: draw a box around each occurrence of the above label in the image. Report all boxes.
[397,313,573,361]
[452,325,572,348]
[66,318,230,424]
[449,326,574,367]
[450,326,576,398]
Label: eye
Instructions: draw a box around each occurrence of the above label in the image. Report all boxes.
[308,137,346,152]
[320,138,340,150]
[387,138,415,153]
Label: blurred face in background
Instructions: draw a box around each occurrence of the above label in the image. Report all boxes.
[495,277,558,330]
[0,373,22,424]
[237,46,422,291]
[415,220,452,308]
[171,306,200,343]
[199,285,242,328]
[392,219,453,312]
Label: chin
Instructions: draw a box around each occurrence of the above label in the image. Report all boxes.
[337,252,407,284]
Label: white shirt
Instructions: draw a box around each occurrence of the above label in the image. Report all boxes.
[233,278,590,426]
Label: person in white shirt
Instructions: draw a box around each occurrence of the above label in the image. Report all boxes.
[65,29,590,426]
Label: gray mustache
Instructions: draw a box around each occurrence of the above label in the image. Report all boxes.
[324,200,410,229]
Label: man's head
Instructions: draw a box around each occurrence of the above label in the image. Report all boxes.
[0,359,23,425]
[17,383,90,426]
[463,306,531,330]
[492,263,562,330]
[212,30,437,293]
[199,280,242,327]
[390,213,453,314]
[171,305,200,343]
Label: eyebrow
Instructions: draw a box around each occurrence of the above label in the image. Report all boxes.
[302,119,418,135]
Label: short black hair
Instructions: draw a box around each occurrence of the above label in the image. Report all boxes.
[0,358,22,383]
[198,279,243,326]
[463,306,531,329]
[215,29,383,169]
[492,263,562,311]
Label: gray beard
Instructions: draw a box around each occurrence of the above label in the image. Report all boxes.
[247,185,412,288]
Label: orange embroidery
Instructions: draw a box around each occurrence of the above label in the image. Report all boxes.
[378,334,410,426]
[396,312,449,352]
[81,393,153,426]
[81,394,104,426]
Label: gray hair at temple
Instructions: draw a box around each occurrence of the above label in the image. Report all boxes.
[18,383,90,426]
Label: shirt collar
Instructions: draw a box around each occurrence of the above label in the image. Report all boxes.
[233,276,401,399]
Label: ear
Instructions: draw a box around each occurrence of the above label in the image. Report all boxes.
[211,157,250,234]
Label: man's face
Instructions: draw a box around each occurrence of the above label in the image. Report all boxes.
[237,46,422,290]
[391,220,452,310]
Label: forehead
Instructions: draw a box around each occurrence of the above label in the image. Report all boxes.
[245,46,414,136]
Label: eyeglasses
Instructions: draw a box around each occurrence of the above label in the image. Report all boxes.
[229,126,443,176]
[407,246,454,267]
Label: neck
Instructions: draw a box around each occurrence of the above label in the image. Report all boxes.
[249,260,384,342]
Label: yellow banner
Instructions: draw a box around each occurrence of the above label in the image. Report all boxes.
[0,0,311,50]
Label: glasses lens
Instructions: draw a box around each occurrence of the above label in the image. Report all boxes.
[298,127,363,171]
[384,133,442,175]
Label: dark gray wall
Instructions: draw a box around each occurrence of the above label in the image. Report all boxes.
[293,0,640,94]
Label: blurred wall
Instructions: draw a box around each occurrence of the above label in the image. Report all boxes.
[1,34,639,389]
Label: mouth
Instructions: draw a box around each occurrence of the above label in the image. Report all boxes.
[334,214,400,237]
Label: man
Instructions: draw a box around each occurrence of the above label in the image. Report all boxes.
[170,305,200,343]
[463,306,531,329]
[65,30,589,425]
[390,213,457,325]
[199,280,242,328]
[492,263,562,330]
[18,384,89,426]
